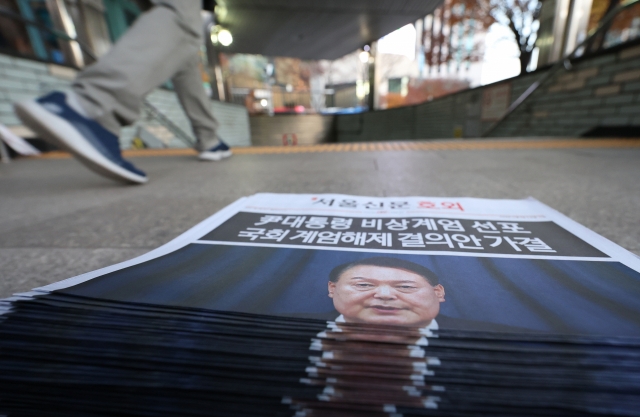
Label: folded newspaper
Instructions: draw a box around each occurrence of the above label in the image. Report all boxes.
[2,194,639,416]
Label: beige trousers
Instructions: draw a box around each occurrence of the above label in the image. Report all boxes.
[72,0,218,151]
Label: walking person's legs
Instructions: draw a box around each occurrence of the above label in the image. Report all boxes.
[14,1,228,184]
[71,1,203,134]
[171,53,231,160]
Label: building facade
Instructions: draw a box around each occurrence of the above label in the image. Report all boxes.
[0,0,250,149]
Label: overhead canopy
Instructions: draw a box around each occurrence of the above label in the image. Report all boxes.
[215,0,443,60]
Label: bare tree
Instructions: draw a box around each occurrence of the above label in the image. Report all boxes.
[422,0,541,75]
[485,0,542,73]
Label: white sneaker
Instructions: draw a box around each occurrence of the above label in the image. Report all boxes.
[199,140,232,161]
[15,91,147,184]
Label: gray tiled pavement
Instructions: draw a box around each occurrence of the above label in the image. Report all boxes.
[1,142,639,298]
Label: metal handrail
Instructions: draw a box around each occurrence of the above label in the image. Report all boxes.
[0,6,196,147]
[142,100,196,146]
[481,0,640,137]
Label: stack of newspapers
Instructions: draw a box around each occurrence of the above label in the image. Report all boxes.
[1,193,639,416]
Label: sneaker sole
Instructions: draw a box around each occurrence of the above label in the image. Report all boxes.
[198,149,233,161]
[15,100,148,184]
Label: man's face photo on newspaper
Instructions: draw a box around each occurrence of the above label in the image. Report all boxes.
[328,257,445,327]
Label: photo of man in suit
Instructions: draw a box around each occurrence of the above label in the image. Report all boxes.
[328,257,444,330]
[291,257,445,415]
[327,256,530,334]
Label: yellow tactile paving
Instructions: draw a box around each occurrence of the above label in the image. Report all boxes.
[30,138,640,159]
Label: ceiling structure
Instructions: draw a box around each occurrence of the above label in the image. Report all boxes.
[215,0,443,60]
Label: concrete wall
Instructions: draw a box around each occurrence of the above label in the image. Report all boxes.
[335,41,640,142]
[0,54,251,148]
[250,114,334,146]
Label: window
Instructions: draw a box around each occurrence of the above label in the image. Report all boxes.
[0,0,36,57]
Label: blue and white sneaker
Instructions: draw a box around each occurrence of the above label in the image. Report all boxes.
[198,139,232,161]
[14,91,147,184]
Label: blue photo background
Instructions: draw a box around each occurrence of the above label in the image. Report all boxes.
[60,243,640,337]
